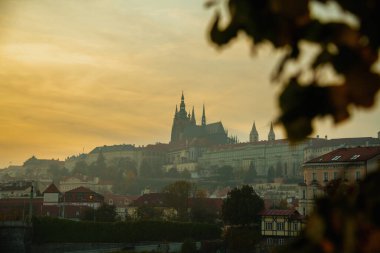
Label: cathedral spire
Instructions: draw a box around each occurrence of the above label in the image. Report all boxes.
[250,121,259,142]
[178,91,187,119]
[268,122,275,141]
[201,104,206,126]
[191,106,196,125]
[174,105,178,119]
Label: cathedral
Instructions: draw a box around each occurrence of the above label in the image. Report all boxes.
[170,92,232,145]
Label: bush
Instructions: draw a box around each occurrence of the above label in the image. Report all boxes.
[181,238,197,253]
[32,217,221,243]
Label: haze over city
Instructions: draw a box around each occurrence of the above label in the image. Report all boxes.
[1,0,379,168]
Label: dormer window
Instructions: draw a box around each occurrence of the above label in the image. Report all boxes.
[331,156,341,161]
[350,155,360,160]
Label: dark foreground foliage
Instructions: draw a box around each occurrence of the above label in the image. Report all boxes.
[32,217,221,243]
[207,0,380,141]
[275,171,380,253]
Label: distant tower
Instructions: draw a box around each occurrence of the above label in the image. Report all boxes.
[268,122,275,141]
[378,131,380,139]
[171,92,191,144]
[201,104,206,126]
[191,107,196,125]
[250,121,259,142]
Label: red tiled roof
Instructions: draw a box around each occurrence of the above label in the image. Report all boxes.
[306,147,380,164]
[188,198,223,211]
[131,193,172,207]
[65,186,96,194]
[43,183,61,194]
[259,209,303,219]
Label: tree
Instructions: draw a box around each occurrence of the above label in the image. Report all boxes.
[222,185,264,226]
[162,180,194,221]
[72,160,88,175]
[275,161,283,178]
[95,203,117,222]
[217,165,234,181]
[139,159,162,178]
[166,167,180,178]
[244,161,257,183]
[207,0,380,141]
[137,205,162,220]
[82,204,117,222]
[267,166,275,183]
[190,198,219,223]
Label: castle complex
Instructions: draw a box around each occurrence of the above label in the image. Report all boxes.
[16,92,379,183]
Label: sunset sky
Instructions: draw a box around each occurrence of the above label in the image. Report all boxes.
[0,0,379,168]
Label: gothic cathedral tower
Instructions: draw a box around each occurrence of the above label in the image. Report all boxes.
[250,121,259,142]
[268,122,275,141]
[170,92,194,144]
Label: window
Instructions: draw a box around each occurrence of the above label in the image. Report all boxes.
[332,156,341,161]
[333,172,338,180]
[108,199,114,205]
[293,223,298,231]
[323,172,328,181]
[276,222,284,231]
[265,222,273,230]
[351,155,360,160]
[355,171,361,180]
[302,190,306,199]
[312,172,317,181]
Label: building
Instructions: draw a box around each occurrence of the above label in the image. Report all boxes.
[103,193,139,221]
[198,139,308,180]
[259,209,304,246]
[298,146,380,216]
[0,181,35,199]
[65,143,169,176]
[170,92,231,145]
[129,193,178,220]
[59,176,112,193]
[303,136,380,162]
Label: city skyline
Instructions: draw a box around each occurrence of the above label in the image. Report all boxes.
[1,0,379,168]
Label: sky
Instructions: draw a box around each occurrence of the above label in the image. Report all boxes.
[0,0,379,168]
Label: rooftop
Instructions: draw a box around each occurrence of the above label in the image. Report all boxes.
[306,146,380,164]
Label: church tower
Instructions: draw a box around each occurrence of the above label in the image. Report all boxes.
[191,107,196,125]
[268,122,275,141]
[250,121,259,142]
[170,92,191,144]
[201,104,206,126]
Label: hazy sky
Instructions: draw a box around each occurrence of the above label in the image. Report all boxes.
[0,0,379,168]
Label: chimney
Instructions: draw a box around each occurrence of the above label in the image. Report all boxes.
[325,135,328,140]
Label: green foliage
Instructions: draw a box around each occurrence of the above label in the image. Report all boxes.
[140,159,162,178]
[181,238,197,253]
[162,181,194,221]
[224,226,261,252]
[243,162,257,183]
[137,206,163,221]
[190,198,219,223]
[72,160,88,175]
[32,217,221,243]
[267,166,275,182]
[217,165,234,181]
[275,171,380,253]
[207,0,380,141]
[81,204,117,222]
[222,185,264,226]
